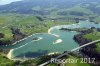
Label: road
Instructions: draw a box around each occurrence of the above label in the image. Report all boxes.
[39,39,100,66]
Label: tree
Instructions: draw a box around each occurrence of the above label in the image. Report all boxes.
[0,33,4,38]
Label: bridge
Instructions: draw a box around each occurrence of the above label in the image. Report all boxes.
[39,39,100,66]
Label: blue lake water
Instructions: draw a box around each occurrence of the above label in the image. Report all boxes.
[1,20,100,59]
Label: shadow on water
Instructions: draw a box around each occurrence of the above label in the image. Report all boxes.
[15,49,49,58]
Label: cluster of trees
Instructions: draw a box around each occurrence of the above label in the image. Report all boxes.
[0,33,12,46]
[57,11,89,16]
[36,16,44,21]
[50,17,79,23]
[0,40,12,46]
[70,11,88,16]
[57,11,68,16]
[60,28,93,33]
[97,28,100,32]
[74,34,92,45]
[80,43,100,66]
[0,28,25,46]
[74,28,100,66]
[0,33,4,38]
[11,28,25,41]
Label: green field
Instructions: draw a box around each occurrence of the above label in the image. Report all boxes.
[0,54,15,66]
[83,29,100,52]
[0,14,75,42]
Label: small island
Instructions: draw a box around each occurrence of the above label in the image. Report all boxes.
[53,39,62,44]
[32,37,42,41]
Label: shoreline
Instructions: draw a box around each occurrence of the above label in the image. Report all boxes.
[7,51,60,61]
[48,27,60,37]
[7,26,60,61]
[12,33,44,45]
[7,49,14,60]
[12,31,60,46]
[7,37,43,60]
[48,52,59,55]
[7,23,78,61]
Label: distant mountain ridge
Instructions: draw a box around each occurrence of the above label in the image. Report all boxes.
[0,0,100,15]
[0,0,79,13]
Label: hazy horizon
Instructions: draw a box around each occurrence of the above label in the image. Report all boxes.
[0,0,22,5]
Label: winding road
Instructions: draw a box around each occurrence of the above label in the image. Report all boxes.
[39,39,100,66]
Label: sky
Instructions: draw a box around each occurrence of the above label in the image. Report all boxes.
[0,0,22,5]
